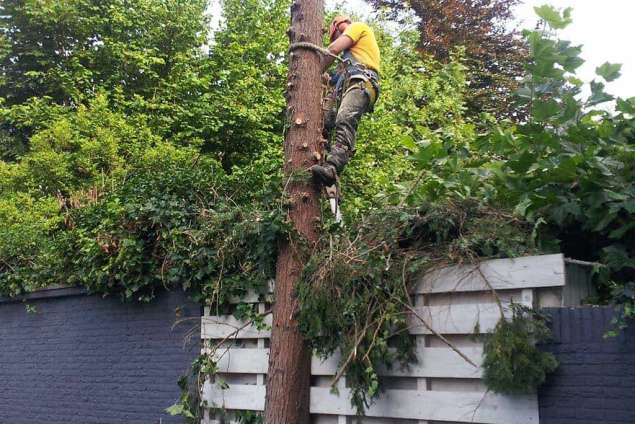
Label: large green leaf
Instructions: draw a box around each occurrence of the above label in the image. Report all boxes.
[533,99,560,121]
[587,81,614,106]
[616,97,635,114]
[534,5,573,29]
[596,62,622,82]
[412,141,446,166]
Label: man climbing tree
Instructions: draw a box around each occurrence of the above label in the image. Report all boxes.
[310,16,381,187]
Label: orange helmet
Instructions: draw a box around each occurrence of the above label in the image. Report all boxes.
[329,15,351,43]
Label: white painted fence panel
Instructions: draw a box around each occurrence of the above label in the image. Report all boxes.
[202,383,538,424]
[201,315,272,339]
[200,254,567,423]
[416,253,565,294]
[211,346,483,378]
[407,303,509,335]
[202,301,508,339]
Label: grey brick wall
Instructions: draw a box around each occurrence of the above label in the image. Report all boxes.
[0,289,200,424]
[539,307,635,424]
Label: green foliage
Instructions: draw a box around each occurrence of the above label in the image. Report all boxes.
[3,93,159,195]
[1,141,287,301]
[343,27,473,215]
[167,353,219,423]
[194,0,290,168]
[1,1,634,416]
[534,5,572,29]
[483,304,558,394]
[236,411,263,424]
[0,0,291,300]
[408,6,635,304]
[61,145,286,302]
[606,282,635,337]
[121,0,293,170]
[297,199,536,415]
[0,192,63,296]
[488,11,635,299]
[596,62,622,82]
[0,0,208,106]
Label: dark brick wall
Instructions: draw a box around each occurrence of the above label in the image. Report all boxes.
[0,289,200,424]
[539,307,635,424]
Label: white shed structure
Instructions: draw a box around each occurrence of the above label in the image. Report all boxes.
[200,253,592,423]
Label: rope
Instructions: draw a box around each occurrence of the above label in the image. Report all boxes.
[289,42,345,63]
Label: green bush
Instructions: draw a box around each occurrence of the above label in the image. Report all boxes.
[0,192,64,296]
[483,304,558,394]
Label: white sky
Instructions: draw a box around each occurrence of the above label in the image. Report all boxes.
[209,1,635,99]
[514,0,635,99]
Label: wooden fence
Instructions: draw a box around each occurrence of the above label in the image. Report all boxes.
[200,253,588,423]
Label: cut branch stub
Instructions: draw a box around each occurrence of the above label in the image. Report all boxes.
[294,115,307,126]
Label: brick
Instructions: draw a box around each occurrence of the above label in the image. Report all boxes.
[0,290,200,424]
[539,307,635,424]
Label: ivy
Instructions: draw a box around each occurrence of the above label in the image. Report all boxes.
[606,282,635,338]
[167,354,218,423]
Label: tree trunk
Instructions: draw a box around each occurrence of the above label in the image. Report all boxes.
[263,1,323,423]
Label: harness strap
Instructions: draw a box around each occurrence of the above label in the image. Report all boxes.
[337,49,381,110]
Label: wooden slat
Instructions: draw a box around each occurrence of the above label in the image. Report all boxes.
[415,254,565,294]
[314,347,483,378]
[203,381,266,410]
[202,301,507,340]
[201,315,272,339]
[408,303,509,335]
[310,387,538,424]
[210,347,482,378]
[201,383,539,424]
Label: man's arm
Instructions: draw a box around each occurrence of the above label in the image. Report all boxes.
[321,35,354,73]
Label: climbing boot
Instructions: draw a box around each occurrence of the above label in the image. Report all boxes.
[310,163,337,187]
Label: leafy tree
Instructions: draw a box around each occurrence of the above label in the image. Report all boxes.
[0,0,208,154]
[368,0,527,120]
[2,93,160,196]
[155,0,291,169]
[0,192,64,296]
[487,6,635,299]
[408,6,635,304]
[0,0,208,105]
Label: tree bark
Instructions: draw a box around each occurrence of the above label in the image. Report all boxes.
[264,1,323,423]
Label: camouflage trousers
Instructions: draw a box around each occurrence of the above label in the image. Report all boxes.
[324,80,372,174]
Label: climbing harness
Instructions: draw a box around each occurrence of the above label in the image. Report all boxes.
[336,49,380,110]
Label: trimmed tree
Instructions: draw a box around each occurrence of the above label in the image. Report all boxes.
[263,1,323,423]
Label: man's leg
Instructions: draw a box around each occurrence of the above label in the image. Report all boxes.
[312,81,370,186]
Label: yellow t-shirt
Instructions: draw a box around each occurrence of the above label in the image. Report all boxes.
[343,22,381,73]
